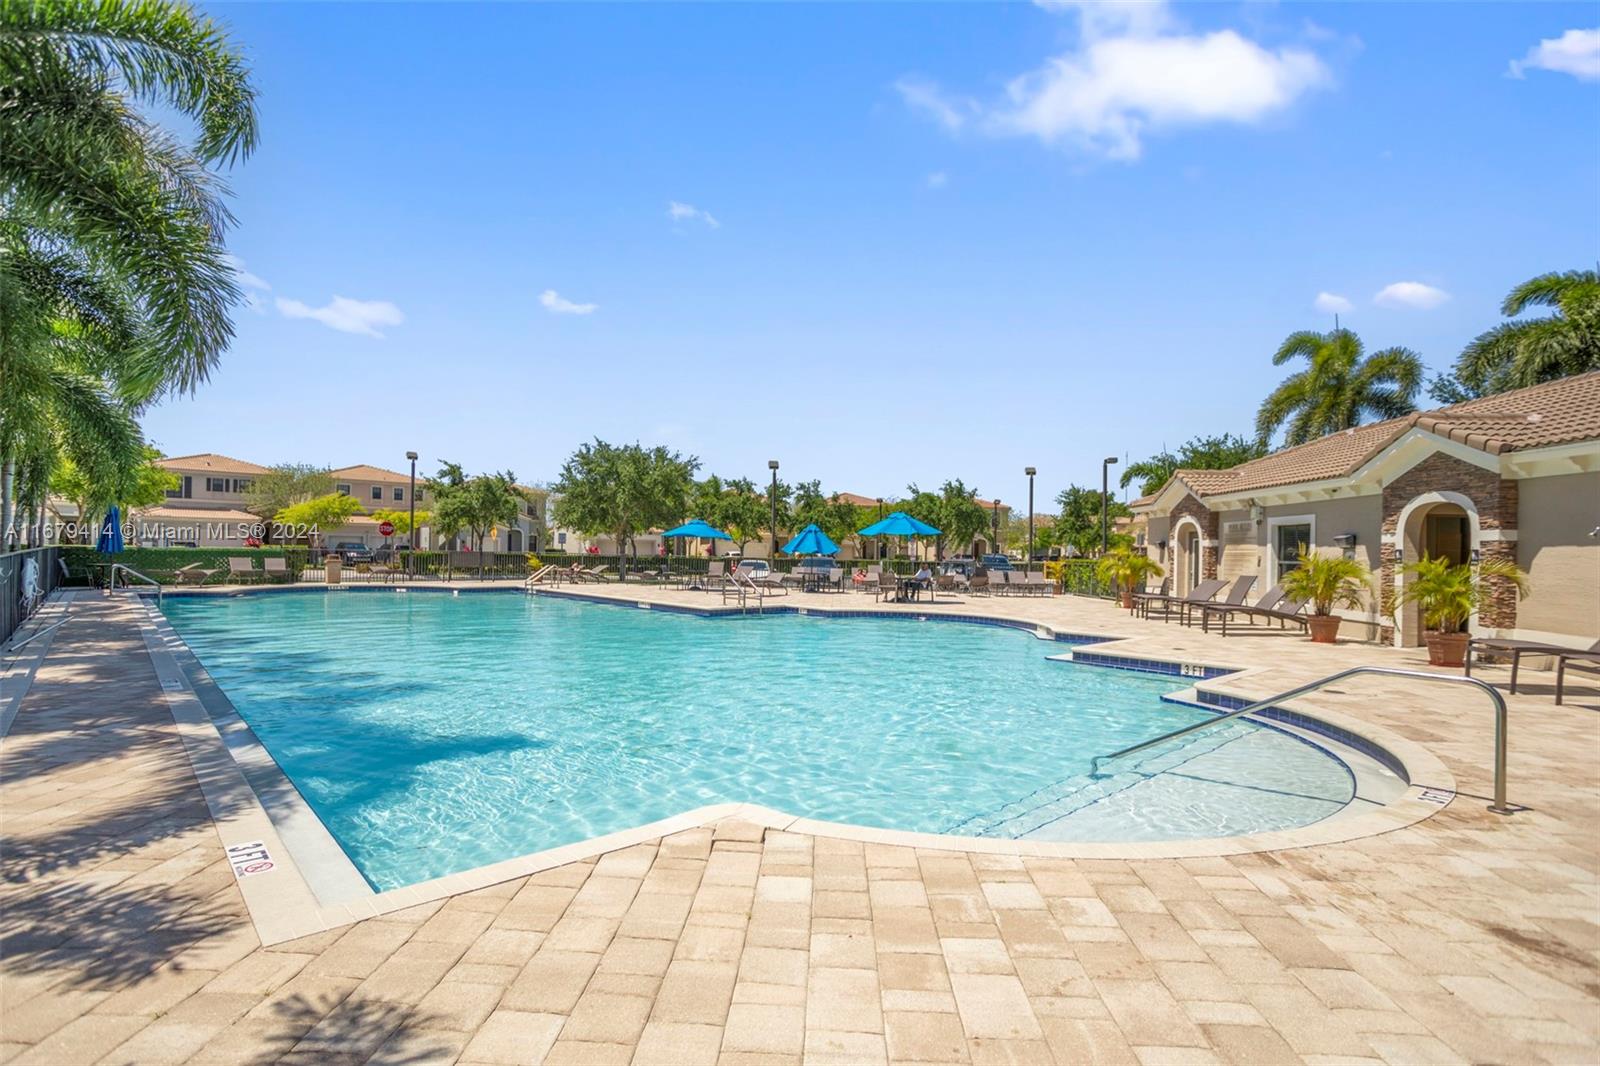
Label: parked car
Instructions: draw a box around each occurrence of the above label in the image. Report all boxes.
[333,541,374,564]
[374,544,410,563]
[734,559,771,580]
[981,553,1013,571]
[940,559,977,578]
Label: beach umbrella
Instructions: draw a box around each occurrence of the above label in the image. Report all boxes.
[662,518,732,561]
[97,505,124,554]
[781,523,839,556]
[858,511,938,565]
[661,519,732,541]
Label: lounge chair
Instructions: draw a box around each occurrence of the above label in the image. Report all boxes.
[697,560,726,591]
[872,571,900,602]
[227,557,258,584]
[262,557,292,584]
[169,563,219,586]
[990,571,1013,596]
[1465,636,1600,696]
[1130,578,1171,615]
[577,565,613,583]
[1178,575,1253,626]
[1198,584,1284,635]
[1555,652,1600,706]
[968,571,989,596]
[1022,571,1050,597]
[1142,578,1225,622]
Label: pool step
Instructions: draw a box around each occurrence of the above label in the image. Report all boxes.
[948,719,1258,839]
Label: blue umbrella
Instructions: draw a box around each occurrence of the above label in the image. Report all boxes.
[661,519,732,541]
[857,511,939,538]
[97,504,124,554]
[782,523,839,556]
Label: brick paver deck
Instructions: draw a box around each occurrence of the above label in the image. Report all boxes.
[2,588,1596,1064]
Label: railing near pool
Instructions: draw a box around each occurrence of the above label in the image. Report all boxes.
[1091,666,1512,815]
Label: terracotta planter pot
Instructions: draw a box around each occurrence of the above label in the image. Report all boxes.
[1119,590,1134,609]
[1425,630,1470,668]
[1306,615,1342,644]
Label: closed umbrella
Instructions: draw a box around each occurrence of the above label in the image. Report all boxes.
[97,505,124,554]
[781,523,839,556]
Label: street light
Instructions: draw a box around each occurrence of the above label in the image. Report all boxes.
[1024,467,1036,571]
[768,460,779,560]
[1101,456,1118,555]
[405,451,419,574]
[992,498,1001,558]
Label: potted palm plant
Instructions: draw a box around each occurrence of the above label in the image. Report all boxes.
[1393,555,1529,667]
[1281,551,1372,644]
[1095,547,1164,609]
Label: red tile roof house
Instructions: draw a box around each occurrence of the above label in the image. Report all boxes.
[1130,372,1600,647]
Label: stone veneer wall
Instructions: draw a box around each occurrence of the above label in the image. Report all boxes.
[1168,493,1220,581]
[1379,452,1520,640]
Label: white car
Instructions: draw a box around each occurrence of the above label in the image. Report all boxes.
[734,560,771,581]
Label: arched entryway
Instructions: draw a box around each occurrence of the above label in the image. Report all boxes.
[507,528,524,552]
[1394,491,1481,646]
[1173,517,1203,595]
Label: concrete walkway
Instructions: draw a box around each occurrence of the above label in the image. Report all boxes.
[1,589,1596,1064]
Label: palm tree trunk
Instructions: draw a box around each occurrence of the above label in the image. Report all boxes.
[1,458,13,551]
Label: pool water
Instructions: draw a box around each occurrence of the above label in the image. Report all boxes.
[161,591,1355,890]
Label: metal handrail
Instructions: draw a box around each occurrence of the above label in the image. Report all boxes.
[6,616,67,652]
[109,563,163,605]
[1090,665,1513,815]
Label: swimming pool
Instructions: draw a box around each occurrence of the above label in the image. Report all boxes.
[161,590,1358,890]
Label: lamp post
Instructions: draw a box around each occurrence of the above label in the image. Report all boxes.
[876,497,884,560]
[767,460,779,560]
[405,451,418,576]
[1025,467,1036,571]
[1101,456,1118,555]
[992,498,1001,559]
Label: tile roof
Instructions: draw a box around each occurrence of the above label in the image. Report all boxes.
[330,464,413,482]
[134,506,260,523]
[1147,371,1600,500]
[157,453,270,476]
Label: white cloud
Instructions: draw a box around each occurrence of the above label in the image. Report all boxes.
[276,295,405,337]
[667,201,720,228]
[539,289,598,316]
[224,254,271,292]
[1374,281,1450,310]
[1509,28,1600,81]
[1314,292,1353,314]
[894,77,975,133]
[899,2,1329,160]
[925,171,949,189]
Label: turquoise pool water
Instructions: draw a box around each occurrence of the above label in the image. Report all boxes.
[161,591,1355,890]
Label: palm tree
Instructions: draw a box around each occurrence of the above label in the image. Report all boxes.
[1450,270,1600,397]
[1255,328,1423,448]
[1,0,258,540]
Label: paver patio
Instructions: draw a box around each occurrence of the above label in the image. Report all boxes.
[2,586,1596,1064]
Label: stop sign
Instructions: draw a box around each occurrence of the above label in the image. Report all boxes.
[378,520,395,537]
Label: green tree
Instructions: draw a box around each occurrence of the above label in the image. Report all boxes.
[552,440,699,579]
[50,446,177,541]
[790,481,864,552]
[244,464,335,541]
[1,0,259,542]
[904,480,989,560]
[719,478,770,556]
[1054,485,1131,557]
[275,493,362,548]
[1255,328,1423,447]
[1435,269,1600,401]
[428,462,527,554]
[370,508,430,537]
[1120,433,1267,497]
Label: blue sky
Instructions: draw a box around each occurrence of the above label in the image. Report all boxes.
[145,1,1600,507]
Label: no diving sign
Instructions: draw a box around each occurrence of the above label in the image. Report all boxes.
[226,840,276,878]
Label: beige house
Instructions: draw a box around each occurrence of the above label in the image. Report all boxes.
[126,455,543,554]
[1132,372,1600,647]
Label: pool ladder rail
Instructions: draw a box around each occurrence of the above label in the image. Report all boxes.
[109,563,163,605]
[722,569,766,613]
[1091,665,1513,815]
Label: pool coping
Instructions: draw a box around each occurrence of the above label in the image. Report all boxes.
[136,586,1456,947]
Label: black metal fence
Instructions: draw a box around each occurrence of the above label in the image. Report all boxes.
[1,547,62,646]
